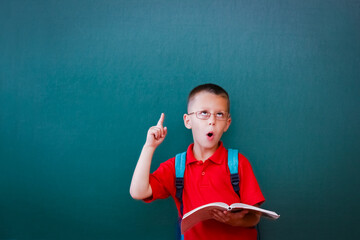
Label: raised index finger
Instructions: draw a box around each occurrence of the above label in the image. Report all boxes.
[156,113,165,127]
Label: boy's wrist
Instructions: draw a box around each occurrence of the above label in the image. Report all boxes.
[143,144,157,151]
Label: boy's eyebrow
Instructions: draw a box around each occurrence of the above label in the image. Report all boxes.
[192,109,228,112]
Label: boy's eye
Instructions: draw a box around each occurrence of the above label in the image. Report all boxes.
[199,111,209,116]
[216,112,224,117]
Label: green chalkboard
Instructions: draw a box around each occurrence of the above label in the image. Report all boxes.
[1,0,359,239]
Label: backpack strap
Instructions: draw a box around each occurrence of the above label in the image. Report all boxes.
[227,149,240,197]
[175,152,186,216]
[228,149,260,239]
[175,152,186,240]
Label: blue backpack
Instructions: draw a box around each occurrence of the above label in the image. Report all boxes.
[174,149,241,240]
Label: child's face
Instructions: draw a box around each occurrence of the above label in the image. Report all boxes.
[184,91,231,151]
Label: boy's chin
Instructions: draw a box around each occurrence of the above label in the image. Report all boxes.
[197,139,220,149]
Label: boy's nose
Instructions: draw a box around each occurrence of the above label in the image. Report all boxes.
[208,115,216,125]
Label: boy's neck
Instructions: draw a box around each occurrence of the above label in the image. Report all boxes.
[192,142,220,162]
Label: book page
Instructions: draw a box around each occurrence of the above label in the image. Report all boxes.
[181,202,280,234]
[181,202,229,234]
[229,203,280,219]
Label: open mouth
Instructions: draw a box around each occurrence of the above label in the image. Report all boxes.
[207,132,214,138]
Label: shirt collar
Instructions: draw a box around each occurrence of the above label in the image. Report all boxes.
[186,142,226,165]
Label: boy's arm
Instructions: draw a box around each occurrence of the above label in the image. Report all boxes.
[211,204,261,227]
[129,113,167,200]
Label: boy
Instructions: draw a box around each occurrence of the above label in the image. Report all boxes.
[130,84,265,239]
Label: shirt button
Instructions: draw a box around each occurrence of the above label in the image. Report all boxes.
[202,172,205,176]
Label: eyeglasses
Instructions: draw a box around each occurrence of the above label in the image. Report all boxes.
[187,111,230,121]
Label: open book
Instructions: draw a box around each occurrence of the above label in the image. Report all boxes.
[181,202,280,234]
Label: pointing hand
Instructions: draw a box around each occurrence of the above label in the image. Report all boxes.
[145,113,168,148]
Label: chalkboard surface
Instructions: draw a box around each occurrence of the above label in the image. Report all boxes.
[1,1,359,239]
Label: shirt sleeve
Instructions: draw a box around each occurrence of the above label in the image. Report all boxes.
[238,153,265,206]
[143,157,176,203]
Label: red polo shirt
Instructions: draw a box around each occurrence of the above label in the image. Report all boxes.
[145,142,265,240]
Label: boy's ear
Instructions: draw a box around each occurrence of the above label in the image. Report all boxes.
[183,114,192,129]
[223,116,232,132]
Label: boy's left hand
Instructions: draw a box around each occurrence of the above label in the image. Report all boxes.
[213,209,257,226]
[211,209,248,226]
